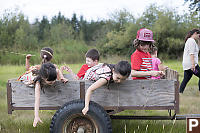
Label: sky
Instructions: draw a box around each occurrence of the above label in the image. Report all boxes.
[0,0,190,23]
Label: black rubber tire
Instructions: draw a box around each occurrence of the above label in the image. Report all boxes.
[50,99,112,133]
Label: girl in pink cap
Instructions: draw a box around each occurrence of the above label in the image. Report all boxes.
[131,28,164,79]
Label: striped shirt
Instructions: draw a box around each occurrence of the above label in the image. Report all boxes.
[83,63,113,82]
[131,49,152,79]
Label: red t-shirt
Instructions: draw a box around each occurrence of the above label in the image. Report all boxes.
[77,64,90,79]
[131,49,152,80]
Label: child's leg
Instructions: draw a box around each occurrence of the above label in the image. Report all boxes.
[179,69,193,93]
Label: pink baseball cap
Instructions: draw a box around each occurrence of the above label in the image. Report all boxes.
[136,28,154,42]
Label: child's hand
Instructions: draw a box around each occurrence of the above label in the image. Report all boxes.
[82,106,89,115]
[159,71,165,76]
[26,54,32,60]
[61,66,73,73]
[150,71,164,77]
[61,78,68,83]
[33,116,43,127]
[191,64,195,71]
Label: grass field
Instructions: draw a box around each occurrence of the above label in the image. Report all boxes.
[0,60,200,133]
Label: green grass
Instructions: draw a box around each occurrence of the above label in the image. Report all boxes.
[1,60,200,133]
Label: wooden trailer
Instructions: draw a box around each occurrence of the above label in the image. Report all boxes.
[7,68,179,133]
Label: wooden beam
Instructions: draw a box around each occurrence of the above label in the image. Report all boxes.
[7,81,12,114]
[80,81,85,100]
[12,106,60,110]
[175,81,180,114]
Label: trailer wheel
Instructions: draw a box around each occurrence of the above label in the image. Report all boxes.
[50,99,112,133]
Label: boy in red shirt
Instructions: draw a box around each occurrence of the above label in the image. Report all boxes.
[131,28,164,79]
[61,48,100,80]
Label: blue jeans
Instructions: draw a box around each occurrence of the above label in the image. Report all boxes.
[179,64,200,93]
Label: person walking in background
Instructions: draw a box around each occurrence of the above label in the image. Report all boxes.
[131,28,164,79]
[179,29,200,93]
[150,46,168,79]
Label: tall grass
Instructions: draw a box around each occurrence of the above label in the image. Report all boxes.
[0,39,89,65]
[0,59,200,132]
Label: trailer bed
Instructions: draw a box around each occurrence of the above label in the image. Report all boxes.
[7,68,179,115]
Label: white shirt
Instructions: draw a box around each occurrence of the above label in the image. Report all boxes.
[182,38,199,70]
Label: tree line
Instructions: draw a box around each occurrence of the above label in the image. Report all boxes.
[0,3,199,64]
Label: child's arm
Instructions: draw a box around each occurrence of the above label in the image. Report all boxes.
[82,78,107,115]
[158,63,168,71]
[61,66,79,80]
[57,68,68,83]
[26,54,32,71]
[33,81,43,127]
[131,70,164,77]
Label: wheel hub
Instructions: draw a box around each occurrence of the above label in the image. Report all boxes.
[64,116,96,133]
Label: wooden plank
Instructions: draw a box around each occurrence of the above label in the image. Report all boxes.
[12,106,60,110]
[166,69,169,80]
[165,68,179,81]
[105,106,175,110]
[175,80,180,113]
[85,81,119,106]
[11,79,80,107]
[170,69,173,80]
[7,81,12,114]
[86,79,175,107]
[80,82,85,100]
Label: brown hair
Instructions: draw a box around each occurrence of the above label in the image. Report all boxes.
[85,48,100,61]
[132,39,154,51]
[114,61,131,78]
[185,29,200,43]
[33,63,57,88]
[40,47,54,64]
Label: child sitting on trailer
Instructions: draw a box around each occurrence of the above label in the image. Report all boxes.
[18,47,68,86]
[82,61,131,115]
